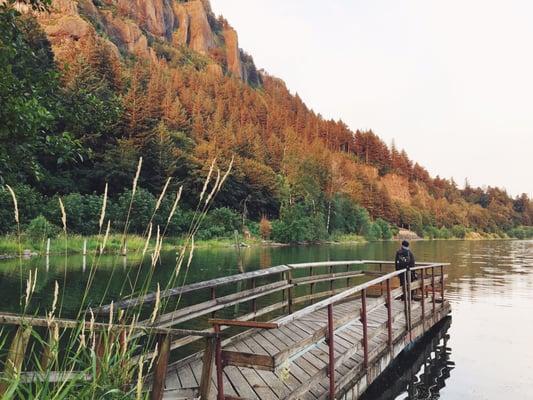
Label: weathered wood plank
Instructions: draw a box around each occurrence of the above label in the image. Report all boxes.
[222,351,275,370]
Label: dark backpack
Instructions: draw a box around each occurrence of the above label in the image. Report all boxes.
[397,250,411,269]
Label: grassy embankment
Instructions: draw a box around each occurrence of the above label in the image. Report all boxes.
[2,230,524,258]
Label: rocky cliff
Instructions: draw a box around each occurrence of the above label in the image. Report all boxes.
[33,0,256,83]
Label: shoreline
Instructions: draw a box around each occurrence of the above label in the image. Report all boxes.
[0,233,526,260]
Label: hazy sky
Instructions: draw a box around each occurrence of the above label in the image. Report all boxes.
[210,0,532,197]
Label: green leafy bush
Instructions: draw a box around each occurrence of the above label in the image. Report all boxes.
[451,225,467,239]
[365,223,383,241]
[271,203,327,243]
[25,215,59,240]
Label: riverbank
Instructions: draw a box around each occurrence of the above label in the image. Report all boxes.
[0,230,527,259]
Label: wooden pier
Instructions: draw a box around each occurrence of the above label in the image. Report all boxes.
[159,262,450,400]
[0,260,450,400]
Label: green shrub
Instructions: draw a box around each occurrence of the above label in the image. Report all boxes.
[112,188,156,234]
[365,223,383,241]
[438,227,452,239]
[375,218,393,240]
[271,203,327,243]
[45,193,103,235]
[331,195,371,235]
[451,225,467,239]
[25,215,59,240]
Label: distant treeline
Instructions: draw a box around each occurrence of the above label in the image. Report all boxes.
[1,3,531,243]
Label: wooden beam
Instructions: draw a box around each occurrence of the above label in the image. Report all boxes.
[0,312,213,338]
[208,319,278,329]
[221,350,275,370]
[292,270,364,286]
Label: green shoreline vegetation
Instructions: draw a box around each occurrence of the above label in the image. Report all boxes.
[0,204,530,258]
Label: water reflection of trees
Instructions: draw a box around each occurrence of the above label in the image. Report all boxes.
[361,317,454,400]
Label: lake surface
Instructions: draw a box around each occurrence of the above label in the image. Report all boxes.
[0,239,532,399]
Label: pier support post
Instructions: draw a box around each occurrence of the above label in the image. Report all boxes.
[407,271,412,341]
[327,304,335,400]
[287,270,294,314]
[431,266,436,318]
[421,268,425,331]
[214,324,225,400]
[199,337,216,399]
[361,289,368,369]
[150,333,171,400]
[440,265,445,307]
[386,279,393,352]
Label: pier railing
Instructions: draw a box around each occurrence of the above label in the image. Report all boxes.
[204,261,449,400]
[0,260,449,400]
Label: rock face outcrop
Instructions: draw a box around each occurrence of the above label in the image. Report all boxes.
[100,10,151,57]
[223,26,242,79]
[173,0,216,55]
[33,0,258,83]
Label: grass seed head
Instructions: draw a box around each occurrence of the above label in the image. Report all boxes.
[6,185,19,224]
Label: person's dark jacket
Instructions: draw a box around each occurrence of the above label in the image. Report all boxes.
[395,247,416,286]
[395,247,415,270]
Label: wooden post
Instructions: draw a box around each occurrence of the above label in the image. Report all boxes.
[407,271,412,342]
[345,264,350,289]
[386,279,393,353]
[329,264,334,292]
[83,239,87,256]
[309,267,315,304]
[379,263,383,295]
[199,337,216,400]
[150,334,171,400]
[251,277,257,318]
[95,333,105,376]
[46,238,51,256]
[0,325,32,395]
[440,265,445,307]
[421,267,425,331]
[402,271,411,341]
[327,304,335,400]
[361,289,368,369]
[287,270,293,314]
[40,323,57,371]
[211,287,216,318]
[431,266,436,317]
[214,324,224,400]
[121,243,127,256]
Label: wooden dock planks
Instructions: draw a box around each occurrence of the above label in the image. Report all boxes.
[163,295,450,399]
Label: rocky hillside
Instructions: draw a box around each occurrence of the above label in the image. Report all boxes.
[34,0,260,85]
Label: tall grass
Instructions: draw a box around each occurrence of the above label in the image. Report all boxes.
[0,156,233,399]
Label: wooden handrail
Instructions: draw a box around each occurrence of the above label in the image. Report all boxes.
[276,269,405,326]
[95,260,448,314]
[0,312,215,338]
[94,264,291,314]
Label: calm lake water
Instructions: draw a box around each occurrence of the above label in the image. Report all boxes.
[0,239,532,399]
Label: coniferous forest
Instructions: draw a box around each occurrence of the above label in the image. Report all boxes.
[1,0,532,247]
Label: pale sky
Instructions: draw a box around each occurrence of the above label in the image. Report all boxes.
[210,0,533,197]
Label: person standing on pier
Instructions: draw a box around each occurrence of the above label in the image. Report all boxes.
[395,240,416,297]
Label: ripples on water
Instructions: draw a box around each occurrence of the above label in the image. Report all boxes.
[364,240,533,399]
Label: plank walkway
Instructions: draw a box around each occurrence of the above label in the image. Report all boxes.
[163,296,451,400]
